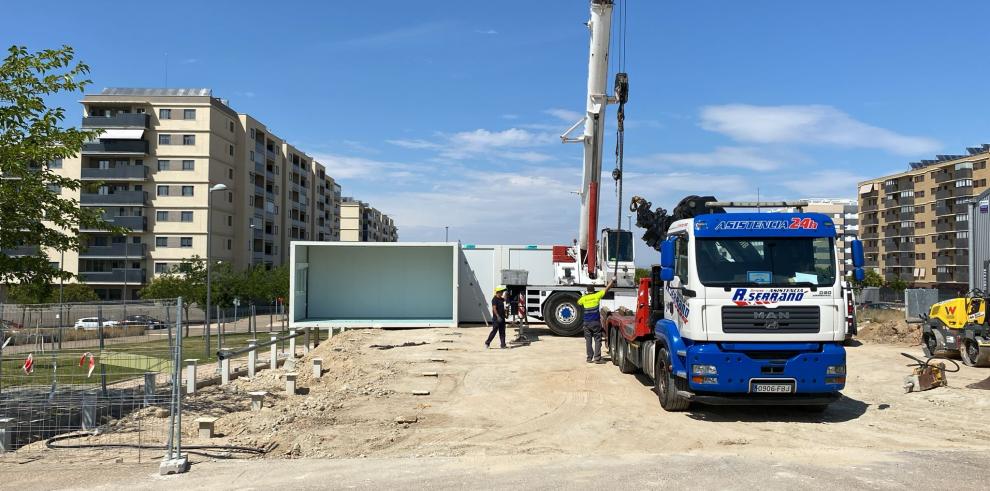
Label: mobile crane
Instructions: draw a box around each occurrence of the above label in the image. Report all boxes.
[602,196,865,411]
[528,0,638,336]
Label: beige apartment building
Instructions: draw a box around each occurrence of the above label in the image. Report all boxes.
[340,198,398,242]
[20,88,347,300]
[858,145,990,291]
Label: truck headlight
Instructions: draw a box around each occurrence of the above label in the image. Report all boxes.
[826,365,846,375]
[691,364,717,375]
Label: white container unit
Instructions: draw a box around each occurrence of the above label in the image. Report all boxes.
[457,244,554,323]
[290,242,458,328]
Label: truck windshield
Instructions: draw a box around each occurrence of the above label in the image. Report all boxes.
[696,237,836,287]
[606,230,634,262]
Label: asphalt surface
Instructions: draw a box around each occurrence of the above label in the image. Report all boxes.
[4,451,987,490]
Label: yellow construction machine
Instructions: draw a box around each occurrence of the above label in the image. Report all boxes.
[920,289,990,366]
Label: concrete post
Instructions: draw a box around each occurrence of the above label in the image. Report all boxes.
[143,372,157,406]
[303,327,311,353]
[285,373,297,395]
[0,417,13,453]
[288,330,297,358]
[312,358,323,379]
[81,392,97,431]
[249,391,267,411]
[196,417,218,439]
[247,339,257,378]
[184,359,198,395]
[270,334,278,370]
[221,357,231,385]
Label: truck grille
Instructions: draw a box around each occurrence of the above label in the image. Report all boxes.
[721,306,820,334]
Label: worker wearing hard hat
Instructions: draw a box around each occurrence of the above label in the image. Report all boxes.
[485,286,509,349]
[578,280,615,363]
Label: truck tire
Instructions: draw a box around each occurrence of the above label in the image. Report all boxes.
[616,335,637,374]
[544,293,584,337]
[655,347,690,412]
[609,329,619,366]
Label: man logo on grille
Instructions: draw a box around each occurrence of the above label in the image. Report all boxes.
[754,310,788,329]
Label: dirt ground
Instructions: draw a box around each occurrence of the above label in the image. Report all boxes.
[856,308,923,345]
[11,322,990,469]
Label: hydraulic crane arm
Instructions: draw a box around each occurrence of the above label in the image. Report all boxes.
[561,0,616,279]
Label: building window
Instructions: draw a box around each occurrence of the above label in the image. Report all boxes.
[249,150,255,162]
[157,185,169,196]
[156,211,169,221]
[916,190,925,197]
[181,186,194,196]
[154,262,169,274]
[159,134,172,145]
[227,239,232,250]
[156,237,168,247]
[228,191,233,203]
[915,237,925,244]
[958,231,970,239]
[183,109,196,120]
[229,121,234,132]
[915,221,925,229]
[956,179,973,188]
[181,211,193,222]
[49,159,63,169]
[916,253,926,260]
[228,168,234,179]
[159,109,171,120]
[179,237,192,248]
[227,215,232,226]
[914,175,924,183]
[229,144,234,156]
[182,134,195,145]
[157,159,170,171]
[182,160,195,170]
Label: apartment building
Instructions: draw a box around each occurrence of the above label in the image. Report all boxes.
[340,198,398,242]
[858,144,990,291]
[33,88,348,300]
[774,199,859,278]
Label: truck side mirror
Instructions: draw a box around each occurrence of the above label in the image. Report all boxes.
[660,238,675,282]
[851,239,864,268]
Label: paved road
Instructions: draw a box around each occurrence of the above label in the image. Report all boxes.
[4,451,987,490]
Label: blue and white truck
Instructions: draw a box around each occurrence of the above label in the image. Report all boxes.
[604,199,865,411]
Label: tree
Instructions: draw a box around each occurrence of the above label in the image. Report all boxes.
[885,276,908,293]
[141,272,195,335]
[852,269,884,290]
[634,268,651,281]
[6,282,52,304]
[0,45,121,286]
[49,283,99,303]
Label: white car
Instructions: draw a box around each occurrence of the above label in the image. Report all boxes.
[74,317,120,329]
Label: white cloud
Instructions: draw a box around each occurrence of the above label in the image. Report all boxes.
[781,170,866,199]
[501,114,519,120]
[544,108,583,123]
[313,153,430,181]
[630,146,787,171]
[700,104,940,155]
[180,58,199,64]
[475,29,498,35]
[386,138,441,150]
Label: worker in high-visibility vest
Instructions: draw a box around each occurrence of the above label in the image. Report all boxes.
[577,280,614,363]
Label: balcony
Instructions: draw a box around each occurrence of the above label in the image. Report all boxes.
[255,162,265,173]
[79,268,146,284]
[79,243,147,259]
[899,211,915,221]
[936,253,968,266]
[81,140,149,155]
[81,165,148,181]
[936,269,969,284]
[936,188,952,200]
[861,230,879,240]
[861,201,878,212]
[82,113,150,129]
[863,243,879,254]
[81,215,147,232]
[935,221,955,233]
[884,240,915,252]
[80,191,148,207]
[2,245,39,257]
[958,238,969,249]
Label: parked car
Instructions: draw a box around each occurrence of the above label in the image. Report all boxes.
[122,314,166,329]
[1,319,24,331]
[73,317,119,329]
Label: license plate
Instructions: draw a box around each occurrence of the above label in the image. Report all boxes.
[751,382,794,393]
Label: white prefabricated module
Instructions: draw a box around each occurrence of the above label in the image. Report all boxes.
[457,244,554,323]
[290,242,458,328]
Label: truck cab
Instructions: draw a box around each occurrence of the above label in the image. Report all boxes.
[605,210,865,411]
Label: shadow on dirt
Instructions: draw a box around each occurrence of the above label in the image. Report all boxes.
[684,395,869,423]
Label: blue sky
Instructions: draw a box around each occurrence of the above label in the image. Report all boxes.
[5,0,990,261]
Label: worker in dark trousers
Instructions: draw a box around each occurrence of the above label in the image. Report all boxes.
[578,280,614,363]
[485,286,508,349]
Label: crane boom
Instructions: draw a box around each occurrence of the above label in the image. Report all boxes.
[569,0,615,278]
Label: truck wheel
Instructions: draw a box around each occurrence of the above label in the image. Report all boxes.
[609,329,619,366]
[544,293,583,337]
[922,332,939,357]
[617,335,637,374]
[655,347,690,412]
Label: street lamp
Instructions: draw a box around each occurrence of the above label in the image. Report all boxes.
[205,183,228,359]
